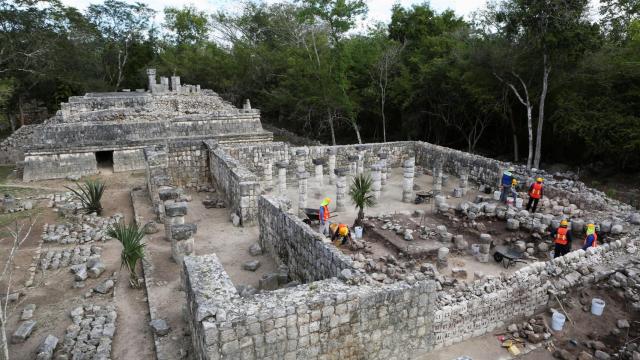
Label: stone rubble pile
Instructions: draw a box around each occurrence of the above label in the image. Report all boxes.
[60,304,117,360]
[39,245,102,271]
[1,193,35,213]
[42,213,123,244]
[503,315,553,345]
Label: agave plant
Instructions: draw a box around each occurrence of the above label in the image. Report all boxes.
[65,179,105,215]
[107,221,146,288]
[349,174,376,227]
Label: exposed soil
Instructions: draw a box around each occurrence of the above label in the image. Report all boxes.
[1,170,154,360]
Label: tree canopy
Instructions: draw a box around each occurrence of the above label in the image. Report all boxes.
[1,0,639,171]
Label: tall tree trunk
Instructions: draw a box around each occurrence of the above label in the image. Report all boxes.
[380,85,386,143]
[526,104,533,169]
[0,311,7,360]
[351,119,362,144]
[18,96,24,127]
[509,110,519,162]
[534,55,551,169]
[327,109,336,146]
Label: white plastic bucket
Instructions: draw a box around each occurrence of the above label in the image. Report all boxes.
[551,312,566,331]
[591,298,605,316]
[515,198,523,209]
[354,226,363,239]
[471,244,480,255]
[506,197,515,207]
[493,191,501,201]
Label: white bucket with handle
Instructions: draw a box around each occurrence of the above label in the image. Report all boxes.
[354,226,363,239]
[591,298,605,316]
[551,312,566,331]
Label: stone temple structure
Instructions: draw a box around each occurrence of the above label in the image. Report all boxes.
[18,69,271,181]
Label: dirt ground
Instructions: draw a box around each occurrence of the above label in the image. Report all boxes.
[1,170,155,360]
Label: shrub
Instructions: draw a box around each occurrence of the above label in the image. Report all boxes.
[348,173,376,227]
[65,179,105,215]
[107,221,146,288]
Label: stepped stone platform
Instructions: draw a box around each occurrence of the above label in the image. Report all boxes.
[19,69,272,181]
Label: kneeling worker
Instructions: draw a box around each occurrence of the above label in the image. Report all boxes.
[551,219,573,258]
[582,223,598,250]
[330,223,352,246]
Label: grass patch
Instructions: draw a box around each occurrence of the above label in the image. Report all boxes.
[0,208,43,238]
[0,165,15,184]
[0,185,52,198]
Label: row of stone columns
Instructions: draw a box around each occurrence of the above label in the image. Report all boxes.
[402,156,416,203]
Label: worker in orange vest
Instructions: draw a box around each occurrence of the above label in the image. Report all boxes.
[582,223,598,250]
[319,197,331,236]
[551,219,573,258]
[526,178,544,213]
[331,223,352,246]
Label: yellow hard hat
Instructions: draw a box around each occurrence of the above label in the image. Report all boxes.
[338,224,349,237]
[586,223,596,235]
[560,219,569,227]
[536,177,544,183]
[512,179,518,185]
[321,198,331,206]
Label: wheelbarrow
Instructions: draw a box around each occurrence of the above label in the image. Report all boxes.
[414,190,434,204]
[301,208,337,225]
[492,245,527,269]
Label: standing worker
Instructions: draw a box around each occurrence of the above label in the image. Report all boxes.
[511,178,519,200]
[526,178,544,213]
[500,168,515,203]
[582,223,598,250]
[551,219,573,258]
[319,197,331,236]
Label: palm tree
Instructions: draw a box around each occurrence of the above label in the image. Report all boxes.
[107,221,146,288]
[349,174,376,227]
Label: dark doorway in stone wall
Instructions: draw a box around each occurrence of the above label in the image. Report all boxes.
[95,150,114,170]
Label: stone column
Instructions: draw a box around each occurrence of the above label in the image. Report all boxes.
[295,149,306,174]
[164,201,195,264]
[335,168,348,212]
[146,68,156,91]
[378,152,388,187]
[171,76,181,93]
[371,164,382,200]
[312,158,325,188]
[433,162,443,195]
[459,170,469,196]
[402,157,416,203]
[243,99,252,111]
[348,155,358,177]
[159,187,180,241]
[160,77,169,92]
[327,148,337,185]
[276,161,288,197]
[262,155,273,191]
[297,171,309,217]
[356,145,366,175]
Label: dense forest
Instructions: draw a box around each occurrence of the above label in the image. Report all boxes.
[0,0,639,171]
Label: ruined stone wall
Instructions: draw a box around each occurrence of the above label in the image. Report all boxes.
[113,149,146,172]
[431,237,637,349]
[23,152,97,182]
[183,254,437,360]
[167,140,211,189]
[0,124,39,164]
[205,141,260,225]
[258,196,354,283]
[414,141,629,211]
[224,142,290,176]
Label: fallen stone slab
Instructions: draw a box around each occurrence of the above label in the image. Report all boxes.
[243,260,261,272]
[149,319,170,336]
[11,320,37,343]
[21,304,36,320]
[249,243,262,256]
[36,334,58,360]
[259,273,279,290]
[94,279,114,294]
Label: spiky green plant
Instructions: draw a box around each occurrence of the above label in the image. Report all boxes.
[65,179,105,215]
[107,221,146,288]
[349,174,376,227]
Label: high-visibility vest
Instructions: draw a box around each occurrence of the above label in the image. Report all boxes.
[529,182,543,199]
[584,233,598,248]
[320,205,330,221]
[555,227,569,245]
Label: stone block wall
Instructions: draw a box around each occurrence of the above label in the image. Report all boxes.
[258,195,354,283]
[205,141,260,226]
[113,148,146,172]
[23,152,97,181]
[224,142,290,176]
[182,254,437,360]
[167,140,211,189]
[431,237,636,349]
